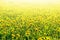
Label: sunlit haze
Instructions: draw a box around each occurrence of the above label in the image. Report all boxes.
[0,0,60,12]
[0,0,60,5]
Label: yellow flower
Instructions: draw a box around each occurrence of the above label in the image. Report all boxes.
[29,23,32,26]
[38,37,43,40]
[11,29,15,33]
[6,24,10,27]
[44,33,47,35]
[56,27,60,32]
[2,24,5,27]
[29,19,34,23]
[12,37,14,39]
[3,31,7,34]
[13,20,16,23]
[35,27,39,31]
[21,17,25,21]
[37,16,43,21]
[25,30,30,36]
[11,34,15,38]
[16,34,20,37]
[46,37,51,40]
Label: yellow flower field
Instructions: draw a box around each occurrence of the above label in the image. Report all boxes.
[0,0,60,40]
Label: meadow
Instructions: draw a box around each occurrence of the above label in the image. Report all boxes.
[0,3,60,40]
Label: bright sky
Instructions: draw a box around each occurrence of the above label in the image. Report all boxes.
[1,0,60,4]
[0,0,60,7]
[0,0,60,13]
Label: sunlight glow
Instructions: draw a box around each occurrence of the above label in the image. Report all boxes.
[0,0,60,7]
[2,0,60,4]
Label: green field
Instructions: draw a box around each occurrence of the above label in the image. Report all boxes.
[0,0,60,40]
